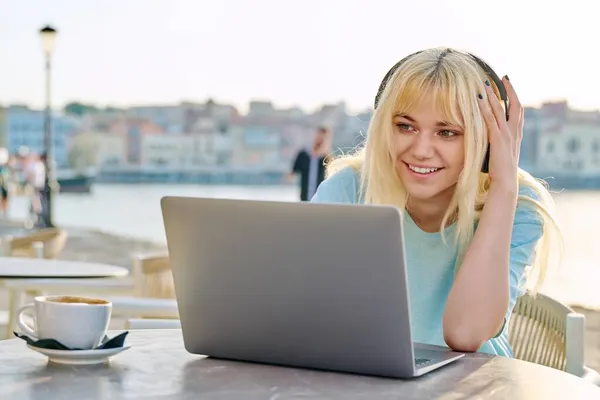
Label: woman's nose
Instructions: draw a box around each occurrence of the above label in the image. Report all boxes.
[410,134,435,160]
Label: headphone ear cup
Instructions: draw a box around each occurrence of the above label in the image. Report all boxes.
[468,54,508,174]
[481,145,491,173]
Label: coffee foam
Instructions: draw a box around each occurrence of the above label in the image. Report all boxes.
[46,296,109,305]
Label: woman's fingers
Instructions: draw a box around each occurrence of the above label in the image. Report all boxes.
[484,82,509,134]
[477,89,500,143]
[503,76,524,136]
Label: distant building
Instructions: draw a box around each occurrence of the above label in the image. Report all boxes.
[521,107,540,171]
[0,107,6,148]
[141,134,196,167]
[248,101,275,117]
[277,107,305,119]
[126,105,186,134]
[141,132,233,168]
[105,119,164,165]
[79,109,126,132]
[536,101,600,175]
[4,106,79,167]
[183,100,239,134]
[230,120,284,168]
[68,132,127,169]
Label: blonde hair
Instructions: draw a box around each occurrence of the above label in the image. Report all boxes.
[327,47,562,294]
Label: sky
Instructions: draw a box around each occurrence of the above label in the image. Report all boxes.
[1,0,599,114]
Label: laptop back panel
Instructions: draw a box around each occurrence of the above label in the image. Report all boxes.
[161,197,417,378]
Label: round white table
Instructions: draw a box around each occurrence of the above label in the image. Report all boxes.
[0,257,129,279]
[0,329,598,399]
[0,257,129,338]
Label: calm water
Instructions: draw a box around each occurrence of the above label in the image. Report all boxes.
[6,184,600,309]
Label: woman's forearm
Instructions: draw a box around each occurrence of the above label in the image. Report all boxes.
[443,185,518,351]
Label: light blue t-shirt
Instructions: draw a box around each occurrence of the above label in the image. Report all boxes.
[311,166,544,357]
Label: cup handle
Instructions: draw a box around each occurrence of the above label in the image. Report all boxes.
[16,303,37,339]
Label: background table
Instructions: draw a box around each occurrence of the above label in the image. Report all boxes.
[0,329,598,399]
[0,257,129,337]
[0,257,129,279]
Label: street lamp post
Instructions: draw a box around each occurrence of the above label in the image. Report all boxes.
[39,25,57,228]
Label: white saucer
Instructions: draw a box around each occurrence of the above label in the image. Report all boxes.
[27,344,132,365]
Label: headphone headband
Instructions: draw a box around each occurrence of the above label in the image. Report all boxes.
[373,49,507,173]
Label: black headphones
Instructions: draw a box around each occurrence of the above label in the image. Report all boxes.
[373,49,508,173]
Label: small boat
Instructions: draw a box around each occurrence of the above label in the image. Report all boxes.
[55,168,95,193]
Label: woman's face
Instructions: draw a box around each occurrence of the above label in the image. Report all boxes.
[392,92,465,203]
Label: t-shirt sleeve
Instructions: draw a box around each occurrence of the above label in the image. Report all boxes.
[494,187,545,337]
[310,167,359,204]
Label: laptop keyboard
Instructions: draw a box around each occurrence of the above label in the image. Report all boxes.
[415,358,432,367]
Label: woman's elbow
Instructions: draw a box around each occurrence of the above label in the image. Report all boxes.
[443,332,484,352]
[442,306,506,352]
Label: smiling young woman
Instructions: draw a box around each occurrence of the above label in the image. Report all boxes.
[310,47,562,357]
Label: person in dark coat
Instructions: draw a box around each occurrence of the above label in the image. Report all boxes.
[290,126,332,201]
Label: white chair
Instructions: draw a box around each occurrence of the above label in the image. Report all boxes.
[126,318,181,330]
[509,292,600,386]
[1,228,68,259]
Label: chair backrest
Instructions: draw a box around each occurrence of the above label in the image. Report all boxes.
[2,228,68,259]
[508,293,580,373]
[132,253,174,299]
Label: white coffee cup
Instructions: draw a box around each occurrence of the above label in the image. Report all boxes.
[17,295,112,350]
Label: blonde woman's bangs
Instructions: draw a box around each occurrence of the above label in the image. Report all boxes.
[390,68,466,131]
[429,80,467,129]
[390,73,429,116]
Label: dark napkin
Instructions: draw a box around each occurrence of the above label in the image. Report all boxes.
[13,331,129,351]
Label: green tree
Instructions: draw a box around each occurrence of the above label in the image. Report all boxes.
[64,102,98,116]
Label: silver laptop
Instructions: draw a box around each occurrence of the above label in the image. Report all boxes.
[160,196,464,378]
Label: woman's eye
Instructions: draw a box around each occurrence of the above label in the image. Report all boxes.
[439,130,458,138]
[396,123,414,132]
